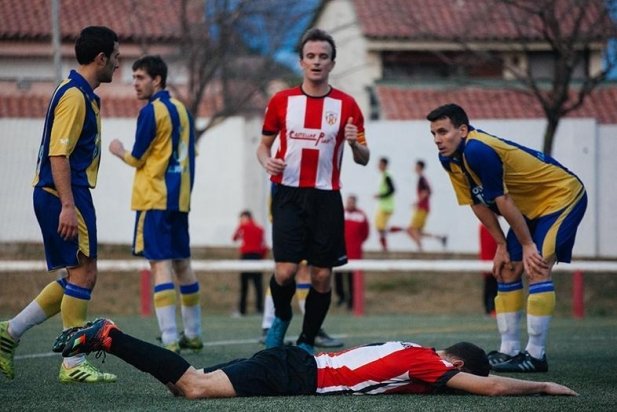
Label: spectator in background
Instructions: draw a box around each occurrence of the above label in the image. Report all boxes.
[390,160,447,251]
[480,224,498,316]
[335,194,369,309]
[406,160,447,250]
[374,157,395,252]
[232,210,267,316]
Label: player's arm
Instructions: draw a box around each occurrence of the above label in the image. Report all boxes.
[344,117,369,165]
[446,371,578,396]
[110,105,157,168]
[48,89,86,241]
[494,194,549,278]
[470,204,511,280]
[50,156,77,240]
[256,134,285,176]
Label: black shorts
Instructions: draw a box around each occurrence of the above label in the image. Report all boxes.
[208,346,317,397]
[271,184,347,268]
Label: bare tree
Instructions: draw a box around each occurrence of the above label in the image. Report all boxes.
[160,0,315,141]
[452,0,617,154]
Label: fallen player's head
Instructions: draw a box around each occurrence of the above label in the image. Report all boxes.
[444,342,490,376]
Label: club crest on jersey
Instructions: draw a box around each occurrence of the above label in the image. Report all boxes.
[325,111,338,126]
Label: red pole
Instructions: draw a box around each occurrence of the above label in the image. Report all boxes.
[352,270,364,317]
[140,269,153,317]
[572,270,584,319]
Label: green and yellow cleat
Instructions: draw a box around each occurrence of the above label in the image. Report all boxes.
[164,341,180,354]
[0,321,18,380]
[178,333,203,352]
[58,359,117,383]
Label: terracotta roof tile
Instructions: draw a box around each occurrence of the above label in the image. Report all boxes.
[375,85,617,124]
[0,0,203,41]
[352,0,606,41]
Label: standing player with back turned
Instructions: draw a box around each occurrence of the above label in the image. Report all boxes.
[256,28,370,354]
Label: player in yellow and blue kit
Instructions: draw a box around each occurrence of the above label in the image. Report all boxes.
[427,103,587,373]
[109,55,202,354]
[0,26,120,383]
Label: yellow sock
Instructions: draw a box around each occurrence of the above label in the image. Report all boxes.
[154,283,178,344]
[494,280,524,355]
[34,279,66,317]
[295,282,310,314]
[526,281,555,358]
[180,282,201,339]
[60,282,91,329]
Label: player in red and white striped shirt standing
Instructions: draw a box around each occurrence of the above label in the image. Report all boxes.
[256,28,370,354]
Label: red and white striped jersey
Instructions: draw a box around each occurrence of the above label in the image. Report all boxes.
[314,341,458,395]
[262,86,366,190]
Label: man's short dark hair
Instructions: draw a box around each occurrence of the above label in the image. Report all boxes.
[426,104,470,128]
[444,342,490,377]
[132,55,168,89]
[240,210,252,219]
[379,157,389,166]
[416,160,425,169]
[75,26,118,65]
[299,28,337,61]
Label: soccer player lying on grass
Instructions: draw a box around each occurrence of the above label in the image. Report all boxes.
[54,319,577,398]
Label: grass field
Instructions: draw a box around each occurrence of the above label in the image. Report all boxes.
[1,313,616,411]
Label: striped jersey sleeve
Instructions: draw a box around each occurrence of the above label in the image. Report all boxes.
[314,341,458,395]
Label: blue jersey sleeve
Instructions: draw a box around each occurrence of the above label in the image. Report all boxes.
[464,139,505,203]
[131,104,157,160]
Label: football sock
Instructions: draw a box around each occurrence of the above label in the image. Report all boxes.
[295,281,310,314]
[62,354,87,369]
[494,280,524,355]
[269,275,295,321]
[180,282,201,339]
[61,282,91,329]
[526,281,555,359]
[108,328,190,385]
[9,278,66,340]
[261,288,275,330]
[297,288,331,346]
[154,282,178,344]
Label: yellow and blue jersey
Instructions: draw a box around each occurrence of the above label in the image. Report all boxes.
[440,127,584,219]
[33,70,101,189]
[122,90,195,212]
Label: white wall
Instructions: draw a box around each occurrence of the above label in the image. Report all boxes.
[314,0,376,116]
[0,117,613,258]
[598,124,617,258]
[340,119,603,256]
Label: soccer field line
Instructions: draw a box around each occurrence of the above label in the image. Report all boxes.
[16,321,614,361]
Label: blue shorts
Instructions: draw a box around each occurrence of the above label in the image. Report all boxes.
[133,210,190,260]
[507,190,587,263]
[33,186,97,271]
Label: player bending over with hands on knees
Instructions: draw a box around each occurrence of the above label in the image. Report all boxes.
[54,319,577,398]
